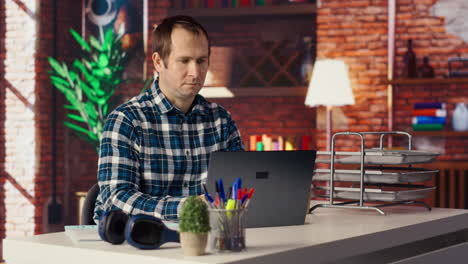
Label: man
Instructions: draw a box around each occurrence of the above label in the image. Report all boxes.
[94,15,244,222]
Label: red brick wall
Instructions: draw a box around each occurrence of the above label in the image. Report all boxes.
[318,0,468,158]
[35,0,82,232]
[316,0,389,150]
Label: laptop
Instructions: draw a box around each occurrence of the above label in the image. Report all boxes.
[205,150,316,228]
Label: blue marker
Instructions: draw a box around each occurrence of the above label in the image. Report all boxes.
[218,179,226,206]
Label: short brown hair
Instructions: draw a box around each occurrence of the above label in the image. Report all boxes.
[152,15,211,66]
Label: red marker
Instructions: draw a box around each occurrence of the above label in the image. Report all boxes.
[243,188,255,208]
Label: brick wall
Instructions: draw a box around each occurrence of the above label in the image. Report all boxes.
[3,0,38,240]
[316,0,389,150]
[318,0,468,158]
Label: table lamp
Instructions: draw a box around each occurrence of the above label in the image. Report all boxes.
[304,59,355,151]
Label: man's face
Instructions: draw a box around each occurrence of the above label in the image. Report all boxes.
[153,27,209,103]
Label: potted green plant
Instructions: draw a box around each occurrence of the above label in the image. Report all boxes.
[47,27,127,153]
[179,196,210,256]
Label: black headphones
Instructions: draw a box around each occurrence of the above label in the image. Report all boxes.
[98,210,180,249]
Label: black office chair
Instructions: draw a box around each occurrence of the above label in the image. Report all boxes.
[81,183,100,225]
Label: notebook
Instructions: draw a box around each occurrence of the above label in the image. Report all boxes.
[205,150,316,228]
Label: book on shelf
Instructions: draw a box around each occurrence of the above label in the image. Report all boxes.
[412,123,444,131]
[412,116,446,125]
[411,109,447,117]
[248,134,311,151]
[413,102,446,110]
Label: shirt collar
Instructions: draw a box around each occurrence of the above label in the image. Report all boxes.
[148,79,210,116]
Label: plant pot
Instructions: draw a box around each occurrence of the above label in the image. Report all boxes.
[180,232,208,256]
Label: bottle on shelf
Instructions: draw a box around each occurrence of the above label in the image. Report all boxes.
[452,103,468,131]
[417,56,435,78]
[403,39,417,78]
[300,36,314,85]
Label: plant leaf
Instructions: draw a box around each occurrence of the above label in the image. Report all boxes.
[48,57,66,77]
[104,28,114,50]
[51,80,72,94]
[64,104,77,110]
[85,101,98,120]
[102,104,109,117]
[67,113,85,123]
[78,79,98,101]
[98,53,109,67]
[64,121,90,136]
[69,28,91,52]
[89,35,102,50]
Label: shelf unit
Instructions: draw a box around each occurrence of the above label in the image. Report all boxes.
[168,3,317,17]
[388,78,468,85]
[168,3,316,97]
[411,131,468,137]
[387,77,468,141]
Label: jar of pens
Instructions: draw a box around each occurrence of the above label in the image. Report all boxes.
[203,178,255,253]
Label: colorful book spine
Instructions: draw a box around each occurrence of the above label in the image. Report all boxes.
[412,116,446,125]
[411,109,447,117]
[249,135,257,151]
[301,135,310,150]
[222,0,230,7]
[240,0,250,6]
[256,141,264,151]
[255,0,265,6]
[412,124,444,131]
[414,102,446,110]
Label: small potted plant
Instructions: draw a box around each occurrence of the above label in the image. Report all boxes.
[179,196,210,256]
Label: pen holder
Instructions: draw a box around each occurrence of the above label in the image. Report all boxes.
[208,208,247,252]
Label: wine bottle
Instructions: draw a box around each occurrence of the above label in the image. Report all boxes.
[417,56,435,78]
[403,39,417,78]
[300,36,314,85]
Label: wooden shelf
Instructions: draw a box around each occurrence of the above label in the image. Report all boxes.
[168,4,316,17]
[410,131,468,137]
[231,86,307,97]
[388,78,468,85]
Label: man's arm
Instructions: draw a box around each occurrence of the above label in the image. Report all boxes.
[97,111,186,221]
[224,114,245,151]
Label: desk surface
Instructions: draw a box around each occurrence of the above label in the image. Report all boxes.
[5,206,468,264]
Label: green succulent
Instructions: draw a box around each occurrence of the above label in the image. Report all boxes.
[179,196,210,233]
[48,27,127,153]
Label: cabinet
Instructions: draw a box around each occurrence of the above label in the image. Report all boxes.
[168,3,317,96]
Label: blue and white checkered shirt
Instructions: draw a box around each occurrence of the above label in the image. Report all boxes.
[94,80,244,221]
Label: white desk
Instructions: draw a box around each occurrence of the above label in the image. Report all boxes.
[5,206,468,264]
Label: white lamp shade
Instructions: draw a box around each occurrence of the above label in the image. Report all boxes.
[304,59,355,107]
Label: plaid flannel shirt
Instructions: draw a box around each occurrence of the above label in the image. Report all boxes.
[94,80,244,222]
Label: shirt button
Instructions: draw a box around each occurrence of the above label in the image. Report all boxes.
[183,183,188,187]
[186,150,190,156]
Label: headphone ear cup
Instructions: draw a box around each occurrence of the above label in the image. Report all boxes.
[98,210,129,244]
[125,215,176,249]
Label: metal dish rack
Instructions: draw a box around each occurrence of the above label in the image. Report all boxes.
[309,131,439,215]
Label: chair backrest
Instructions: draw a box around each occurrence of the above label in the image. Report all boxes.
[81,183,100,225]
